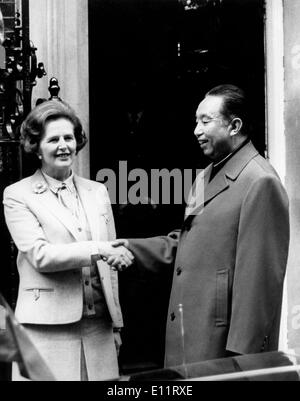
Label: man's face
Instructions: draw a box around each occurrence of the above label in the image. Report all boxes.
[194,95,233,162]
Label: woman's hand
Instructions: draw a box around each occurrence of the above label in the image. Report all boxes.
[98,240,134,270]
[113,330,122,356]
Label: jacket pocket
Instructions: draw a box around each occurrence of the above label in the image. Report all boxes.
[23,288,54,301]
[215,269,229,327]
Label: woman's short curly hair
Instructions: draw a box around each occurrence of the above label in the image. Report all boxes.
[20,100,88,154]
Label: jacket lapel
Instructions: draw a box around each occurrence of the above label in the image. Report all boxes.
[223,140,258,180]
[184,141,258,220]
[31,170,81,240]
[74,176,101,241]
[185,165,211,218]
[204,173,229,204]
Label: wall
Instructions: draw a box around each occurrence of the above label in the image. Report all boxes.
[29,0,90,178]
[282,0,300,355]
[266,0,300,356]
[265,0,288,351]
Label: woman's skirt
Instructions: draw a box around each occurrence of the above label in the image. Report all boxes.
[13,317,119,381]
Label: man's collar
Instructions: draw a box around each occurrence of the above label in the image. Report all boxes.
[213,150,234,168]
[213,137,250,168]
[222,140,258,180]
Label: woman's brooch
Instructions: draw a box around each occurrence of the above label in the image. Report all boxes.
[33,181,48,194]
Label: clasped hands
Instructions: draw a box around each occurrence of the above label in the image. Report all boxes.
[99,239,132,271]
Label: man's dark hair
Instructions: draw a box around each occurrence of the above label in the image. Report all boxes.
[206,84,249,135]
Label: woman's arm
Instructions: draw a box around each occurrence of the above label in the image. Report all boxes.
[3,186,130,273]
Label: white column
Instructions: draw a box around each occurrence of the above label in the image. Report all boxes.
[265,0,285,179]
[265,0,288,352]
[281,0,300,356]
[29,0,90,178]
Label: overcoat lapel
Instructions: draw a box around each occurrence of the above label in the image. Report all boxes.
[204,173,229,205]
[184,141,258,220]
[184,165,210,218]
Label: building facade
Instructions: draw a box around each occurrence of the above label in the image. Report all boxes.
[0,0,297,373]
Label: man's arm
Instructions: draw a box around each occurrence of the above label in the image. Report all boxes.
[3,186,133,273]
[226,175,289,355]
[114,230,180,274]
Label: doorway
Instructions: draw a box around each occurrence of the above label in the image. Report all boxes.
[88,0,266,373]
[89,0,266,175]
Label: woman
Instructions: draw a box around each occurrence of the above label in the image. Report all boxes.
[3,100,133,381]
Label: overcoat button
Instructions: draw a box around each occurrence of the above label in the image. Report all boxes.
[176,267,182,276]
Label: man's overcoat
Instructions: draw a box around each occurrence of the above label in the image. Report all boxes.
[128,141,290,367]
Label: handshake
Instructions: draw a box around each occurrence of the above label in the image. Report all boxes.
[98,239,133,271]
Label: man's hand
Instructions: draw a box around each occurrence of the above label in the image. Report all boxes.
[98,240,134,271]
[108,239,132,271]
[111,239,129,248]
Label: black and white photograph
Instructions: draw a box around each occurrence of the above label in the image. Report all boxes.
[1,0,300,386]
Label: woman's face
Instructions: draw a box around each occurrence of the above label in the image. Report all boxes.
[38,118,77,180]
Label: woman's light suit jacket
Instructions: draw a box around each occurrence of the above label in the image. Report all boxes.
[3,169,123,328]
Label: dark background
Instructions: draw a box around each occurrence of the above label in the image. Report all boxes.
[88,0,266,373]
[0,0,266,379]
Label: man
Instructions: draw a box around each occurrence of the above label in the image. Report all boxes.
[113,85,290,368]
